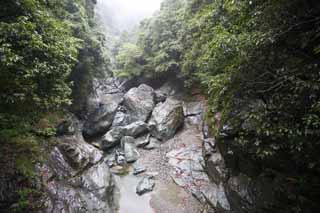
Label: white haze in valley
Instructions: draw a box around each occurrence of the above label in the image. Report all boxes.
[96,0,163,33]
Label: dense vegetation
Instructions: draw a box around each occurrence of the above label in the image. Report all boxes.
[0,0,108,211]
[116,0,320,211]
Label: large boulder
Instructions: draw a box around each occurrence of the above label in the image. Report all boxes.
[148,98,184,141]
[123,84,155,122]
[82,97,121,139]
[44,136,119,212]
[122,121,149,137]
[45,162,118,213]
[49,137,103,179]
[100,127,124,149]
[100,121,149,149]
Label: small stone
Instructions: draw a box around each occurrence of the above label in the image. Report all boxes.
[110,165,130,175]
[136,176,155,195]
[133,164,147,175]
[106,155,116,167]
[115,149,126,165]
[143,137,161,150]
[135,134,150,148]
[183,102,203,116]
[145,172,159,177]
[122,136,140,163]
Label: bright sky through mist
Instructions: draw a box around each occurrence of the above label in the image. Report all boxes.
[97,0,163,32]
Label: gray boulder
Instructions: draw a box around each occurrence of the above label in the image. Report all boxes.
[101,121,149,149]
[133,164,147,175]
[45,162,118,213]
[45,136,118,213]
[101,127,125,149]
[49,137,103,179]
[121,136,140,163]
[112,111,131,127]
[123,84,155,122]
[143,137,161,150]
[135,134,150,148]
[122,121,149,137]
[148,98,184,141]
[136,176,155,195]
[83,100,120,138]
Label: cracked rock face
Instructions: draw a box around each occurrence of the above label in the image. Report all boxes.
[43,136,119,213]
[45,162,118,213]
[49,137,103,179]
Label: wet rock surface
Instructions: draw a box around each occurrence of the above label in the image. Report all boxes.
[82,101,119,138]
[42,134,119,213]
[121,136,140,163]
[148,98,184,141]
[136,176,155,195]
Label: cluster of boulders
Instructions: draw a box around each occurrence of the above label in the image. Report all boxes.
[81,83,188,195]
[82,84,185,167]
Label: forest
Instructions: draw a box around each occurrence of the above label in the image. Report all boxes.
[0,0,320,212]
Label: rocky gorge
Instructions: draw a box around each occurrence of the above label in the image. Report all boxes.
[36,76,285,213]
[1,0,319,212]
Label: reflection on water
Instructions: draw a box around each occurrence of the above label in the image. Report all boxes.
[115,168,154,213]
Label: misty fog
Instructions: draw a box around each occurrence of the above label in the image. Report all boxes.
[96,0,163,33]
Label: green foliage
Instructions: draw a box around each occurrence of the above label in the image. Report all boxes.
[14,188,43,212]
[114,0,188,78]
[115,43,144,77]
[0,0,81,111]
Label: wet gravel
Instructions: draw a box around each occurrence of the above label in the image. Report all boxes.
[134,122,206,213]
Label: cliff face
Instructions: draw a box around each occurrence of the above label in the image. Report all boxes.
[202,100,320,213]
